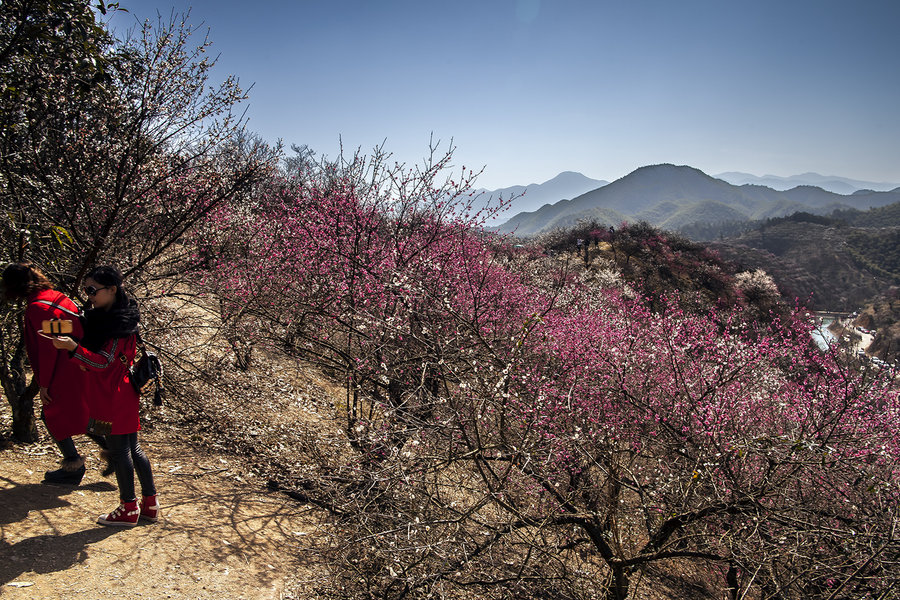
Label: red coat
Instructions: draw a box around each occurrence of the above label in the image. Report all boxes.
[25,289,89,440]
[71,333,141,435]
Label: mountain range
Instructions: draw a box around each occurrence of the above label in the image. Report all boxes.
[713,171,899,194]
[472,171,608,224]
[488,165,900,237]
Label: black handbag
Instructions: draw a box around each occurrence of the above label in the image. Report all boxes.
[130,333,164,406]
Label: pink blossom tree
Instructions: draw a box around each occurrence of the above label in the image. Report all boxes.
[197,146,899,598]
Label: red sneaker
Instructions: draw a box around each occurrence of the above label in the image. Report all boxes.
[98,500,139,527]
[140,495,160,523]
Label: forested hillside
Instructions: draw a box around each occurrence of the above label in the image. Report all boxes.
[834,201,900,227]
[846,229,900,284]
[540,221,789,322]
[708,213,900,310]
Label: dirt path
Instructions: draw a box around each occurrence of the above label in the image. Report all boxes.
[0,429,318,599]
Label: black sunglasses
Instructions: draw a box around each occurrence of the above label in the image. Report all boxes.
[84,285,109,297]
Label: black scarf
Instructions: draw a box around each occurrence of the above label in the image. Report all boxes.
[80,298,140,352]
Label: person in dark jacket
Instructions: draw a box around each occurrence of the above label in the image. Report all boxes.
[46,265,159,526]
[1,262,109,484]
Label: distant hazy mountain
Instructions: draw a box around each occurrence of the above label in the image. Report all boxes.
[473,171,608,224]
[497,164,900,237]
[714,171,900,194]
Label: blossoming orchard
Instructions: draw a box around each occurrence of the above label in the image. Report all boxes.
[192,146,900,599]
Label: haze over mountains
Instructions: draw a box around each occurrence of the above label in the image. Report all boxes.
[474,171,608,223]
[713,172,899,194]
[484,165,900,237]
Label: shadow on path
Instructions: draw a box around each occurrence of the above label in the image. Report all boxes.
[0,527,121,585]
[0,475,121,585]
[0,477,115,526]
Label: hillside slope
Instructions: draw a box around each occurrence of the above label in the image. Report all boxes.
[710,221,898,310]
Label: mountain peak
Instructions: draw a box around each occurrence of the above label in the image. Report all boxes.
[541,171,603,186]
[621,163,714,183]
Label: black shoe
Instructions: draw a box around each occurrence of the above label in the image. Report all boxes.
[42,464,85,485]
[42,455,86,485]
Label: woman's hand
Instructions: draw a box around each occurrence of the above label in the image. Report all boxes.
[37,331,78,351]
[40,386,52,405]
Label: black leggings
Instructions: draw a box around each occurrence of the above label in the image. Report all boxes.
[106,433,156,502]
[55,433,108,461]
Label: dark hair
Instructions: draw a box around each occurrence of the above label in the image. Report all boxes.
[1,262,53,301]
[81,265,140,351]
[85,265,130,311]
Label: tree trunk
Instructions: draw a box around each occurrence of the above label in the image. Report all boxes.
[10,383,39,441]
[726,565,740,600]
[607,566,630,600]
[2,348,40,442]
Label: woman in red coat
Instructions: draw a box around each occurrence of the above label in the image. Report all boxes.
[48,265,159,527]
[1,263,100,484]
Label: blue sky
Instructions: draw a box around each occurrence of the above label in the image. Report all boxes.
[109,0,900,189]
